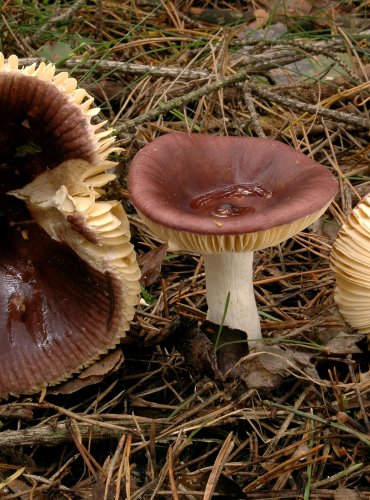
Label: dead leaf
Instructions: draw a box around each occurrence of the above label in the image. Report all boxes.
[0,474,37,499]
[201,321,249,378]
[239,345,319,389]
[177,470,244,498]
[37,41,72,63]
[87,80,125,103]
[317,330,367,355]
[248,8,269,29]
[51,349,124,395]
[360,369,370,383]
[188,7,253,25]
[334,487,361,500]
[311,218,340,240]
[291,442,311,460]
[0,404,33,421]
[235,22,287,47]
[166,317,251,381]
[282,0,313,16]
[138,243,168,287]
[269,52,354,86]
[165,317,223,381]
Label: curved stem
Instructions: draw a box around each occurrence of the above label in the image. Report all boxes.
[203,252,261,341]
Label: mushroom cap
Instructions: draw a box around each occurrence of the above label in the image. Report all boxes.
[331,193,370,334]
[128,133,338,253]
[0,54,140,397]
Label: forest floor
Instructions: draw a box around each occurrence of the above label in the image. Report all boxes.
[0,1,369,499]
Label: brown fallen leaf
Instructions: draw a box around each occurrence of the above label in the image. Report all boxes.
[0,475,40,500]
[360,369,370,383]
[165,317,250,381]
[87,80,125,103]
[239,345,319,390]
[177,470,245,499]
[316,330,367,355]
[51,348,124,395]
[138,243,168,287]
[201,321,249,378]
[277,0,313,17]
[248,8,269,29]
[188,7,253,25]
[0,404,33,421]
[171,318,224,382]
[334,487,362,500]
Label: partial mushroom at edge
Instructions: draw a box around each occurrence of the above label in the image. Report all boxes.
[0,54,141,397]
[331,193,370,335]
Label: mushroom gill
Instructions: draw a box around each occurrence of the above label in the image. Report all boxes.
[0,54,140,397]
[331,193,370,335]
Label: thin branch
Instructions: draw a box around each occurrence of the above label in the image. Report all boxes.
[247,81,369,129]
[114,68,368,133]
[263,400,370,447]
[0,421,125,447]
[116,69,250,133]
[16,31,370,82]
[17,57,211,81]
[38,0,86,34]
[243,88,266,138]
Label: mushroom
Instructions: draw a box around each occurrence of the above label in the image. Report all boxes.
[128,133,338,344]
[0,54,140,397]
[331,193,370,335]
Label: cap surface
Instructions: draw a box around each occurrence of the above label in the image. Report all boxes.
[331,193,370,334]
[129,133,338,252]
[0,54,140,397]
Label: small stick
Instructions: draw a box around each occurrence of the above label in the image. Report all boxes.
[104,434,126,500]
[204,432,234,500]
[167,445,180,500]
[243,444,326,492]
[263,400,370,447]
[37,0,86,34]
[162,279,170,318]
[248,81,369,129]
[346,355,370,433]
[95,0,103,43]
[243,89,266,138]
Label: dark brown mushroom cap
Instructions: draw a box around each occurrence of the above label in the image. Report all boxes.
[0,54,140,397]
[0,223,129,395]
[129,133,338,252]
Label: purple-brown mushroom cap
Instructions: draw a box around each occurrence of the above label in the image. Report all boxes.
[0,54,140,397]
[128,133,338,253]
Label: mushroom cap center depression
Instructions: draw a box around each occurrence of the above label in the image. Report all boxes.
[190,183,273,218]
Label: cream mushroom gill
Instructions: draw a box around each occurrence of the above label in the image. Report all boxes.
[0,54,140,397]
[331,193,370,336]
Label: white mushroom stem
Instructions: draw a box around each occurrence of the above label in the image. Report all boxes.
[203,252,262,341]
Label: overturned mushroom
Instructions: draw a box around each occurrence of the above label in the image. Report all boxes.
[0,54,140,397]
[331,193,370,335]
[129,133,338,344]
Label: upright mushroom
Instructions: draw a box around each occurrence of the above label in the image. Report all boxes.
[129,133,338,342]
[331,193,370,335]
[0,54,140,397]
